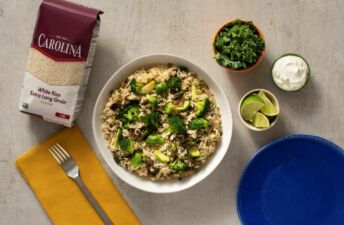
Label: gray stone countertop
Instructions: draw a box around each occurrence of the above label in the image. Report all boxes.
[1,0,343,224]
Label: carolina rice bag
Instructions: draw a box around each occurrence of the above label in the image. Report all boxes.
[18,0,103,127]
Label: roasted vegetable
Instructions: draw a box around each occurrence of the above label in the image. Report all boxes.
[143,112,161,129]
[120,103,140,121]
[139,80,156,94]
[130,79,156,94]
[130,152,142,170]
[191,85,198,99]
[130,78,143,94]
[155,82,168,97]
[188,118,209,130]
[188,146,200,157]
[147,95,158,109]
[167,76,182,91]
[119,138,134,153]
[112,128,123,148]
[163,102,175,114]
[167,116,186,135]
[154,151,170,163]
[119,103,140,128]
[176,101,191,112]
[195,98,210,117]
[146,134,165,145]
[169,159,187,171]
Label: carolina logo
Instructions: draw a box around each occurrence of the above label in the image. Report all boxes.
[38,33,82,58]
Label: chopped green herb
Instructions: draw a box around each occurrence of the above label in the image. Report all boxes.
[214,20,265,69]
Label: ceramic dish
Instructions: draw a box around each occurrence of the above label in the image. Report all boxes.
[92,54,233,193]
[238,89,279,131]
[271,53,311,92]
[237,134,344,225]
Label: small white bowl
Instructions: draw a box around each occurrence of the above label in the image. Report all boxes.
[92,54,233,193]
[238,89,280,131]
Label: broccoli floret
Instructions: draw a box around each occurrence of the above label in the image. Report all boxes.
[167,116,186,135]
[164,102,175,114]
[120,103,140,122]
[143,112,161,129]
[188,118,209,130]
[155,82,168,97]
[167,76,182,91]
[142,112,161,140]
[130,78,144,94]
[130,152,142,170]
[119,138,134,153]
[169,159,187,171]
[147,95,158,109]
[195,98,210,117]
[146,134,165,145]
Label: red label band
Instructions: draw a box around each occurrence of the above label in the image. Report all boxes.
[55,112,70,120]
[32,0,102,61]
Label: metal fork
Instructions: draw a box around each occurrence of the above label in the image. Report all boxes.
[49,143,114,225]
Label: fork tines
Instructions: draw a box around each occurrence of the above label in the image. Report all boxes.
[49,143,70,164]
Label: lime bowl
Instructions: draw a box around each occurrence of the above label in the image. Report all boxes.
[238,89,280,131]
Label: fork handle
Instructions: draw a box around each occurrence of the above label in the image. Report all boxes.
[73,176,114,225]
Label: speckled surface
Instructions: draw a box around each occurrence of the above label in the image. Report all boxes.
[1,0,344,224]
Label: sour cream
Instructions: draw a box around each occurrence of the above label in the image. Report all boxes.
[272,55,309,91]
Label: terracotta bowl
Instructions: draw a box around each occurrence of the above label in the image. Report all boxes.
[213,19,266,73]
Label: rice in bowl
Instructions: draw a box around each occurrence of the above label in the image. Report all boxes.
[101,64,222,180]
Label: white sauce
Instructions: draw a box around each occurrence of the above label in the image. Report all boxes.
[272,55,309,91]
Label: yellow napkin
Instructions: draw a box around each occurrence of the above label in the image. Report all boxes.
[16,126,141,225]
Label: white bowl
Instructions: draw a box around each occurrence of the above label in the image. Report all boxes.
[92,54,233,193]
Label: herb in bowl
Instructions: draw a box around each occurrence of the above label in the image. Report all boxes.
[213,20,265,70]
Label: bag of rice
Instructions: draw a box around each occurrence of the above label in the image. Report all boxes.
[18,0,103,127]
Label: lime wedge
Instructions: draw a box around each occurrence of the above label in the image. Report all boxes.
[258,90,272,104]
[253,112,270,128]
[240,95,265,121]
[260,103,279,116]
[257,90,279,116]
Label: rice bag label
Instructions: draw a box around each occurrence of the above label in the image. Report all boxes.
[19,72,79,126]
[19,0,103,127]
[32,0,102,61]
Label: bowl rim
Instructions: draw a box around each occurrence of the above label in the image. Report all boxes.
[212,19,266,73]
[237,88,280,131]
[271,53,311,92]
[92,53,233,193]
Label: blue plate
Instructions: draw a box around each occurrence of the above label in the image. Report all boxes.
[237,135,344,225]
